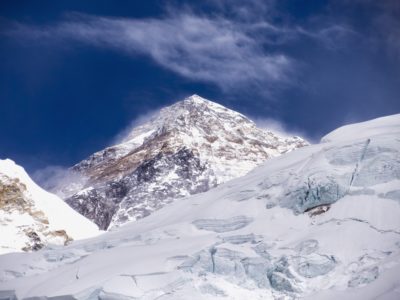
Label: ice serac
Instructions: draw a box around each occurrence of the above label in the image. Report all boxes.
[63,94,308,229]
[1,114,399,299]
[0,159,100,255]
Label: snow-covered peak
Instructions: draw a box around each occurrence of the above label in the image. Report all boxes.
[81,94,308,179]
[175,94,231,112]
[0,159,100,254]
[63,95,308,230]
[176,94,247,121]
[182,94,218,106]
[185,93,208,102]
[121,94,251,144]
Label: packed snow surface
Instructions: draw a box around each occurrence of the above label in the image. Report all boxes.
[0,114,400,299]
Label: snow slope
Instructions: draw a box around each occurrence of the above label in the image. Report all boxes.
[0,159,100,255]
[0,114,399,299]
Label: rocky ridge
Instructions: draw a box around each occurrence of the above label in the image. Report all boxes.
[0,159,99,254]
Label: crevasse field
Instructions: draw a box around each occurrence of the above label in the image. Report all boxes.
[1,114,399,299]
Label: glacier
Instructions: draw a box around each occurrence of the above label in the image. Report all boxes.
[0,114,399,299]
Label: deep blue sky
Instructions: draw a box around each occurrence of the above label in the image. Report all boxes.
[1,0,399,173]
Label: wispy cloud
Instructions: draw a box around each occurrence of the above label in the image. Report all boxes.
[297,25,357,50]
[8,13,292,92]
[4,1,354,94]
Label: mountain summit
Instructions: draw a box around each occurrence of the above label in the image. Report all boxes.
[61,95,308,229]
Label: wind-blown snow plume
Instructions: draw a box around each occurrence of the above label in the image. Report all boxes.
[32,165,88,199]
[253,117,311,141]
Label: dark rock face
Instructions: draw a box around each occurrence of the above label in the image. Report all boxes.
[66,148,217,230]
[65,188,118,230]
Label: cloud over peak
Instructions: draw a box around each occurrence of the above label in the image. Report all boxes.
[4,0,356,95]
[8,12,294,92]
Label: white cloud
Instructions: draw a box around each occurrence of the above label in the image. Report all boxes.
[6,1,355,93]
[9,12,293,92]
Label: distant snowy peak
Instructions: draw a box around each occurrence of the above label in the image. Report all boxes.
[65,95,308,229]
[0,159,99,254]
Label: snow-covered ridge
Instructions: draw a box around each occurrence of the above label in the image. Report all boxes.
[321,113,400,143]
[62,94,308,229]
[1,114,399,299]
[0,159,100,255]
